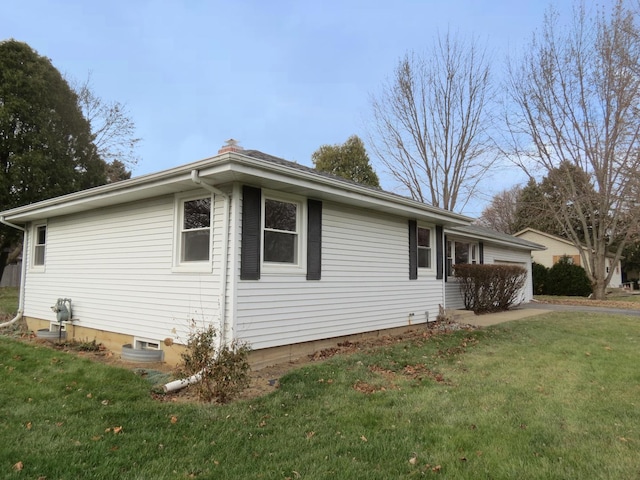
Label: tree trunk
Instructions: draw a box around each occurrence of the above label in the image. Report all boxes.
[591,280,607,301]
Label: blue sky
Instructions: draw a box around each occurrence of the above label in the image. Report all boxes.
[4,0,585,216]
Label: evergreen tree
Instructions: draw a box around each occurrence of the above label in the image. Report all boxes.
[0,40,108,279]
[312,135,380,187]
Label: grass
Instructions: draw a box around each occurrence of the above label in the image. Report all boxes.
[0,287,19,316]
[1,312,640,479]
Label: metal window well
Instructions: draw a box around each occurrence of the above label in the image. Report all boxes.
[121,344,165,363]
[36,329,67,342]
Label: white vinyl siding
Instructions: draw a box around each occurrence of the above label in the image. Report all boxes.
[22,193,225,343]
[235,202,442,350]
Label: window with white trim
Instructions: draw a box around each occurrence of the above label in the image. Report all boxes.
[33,224,47,266]
[446,240,478,276]
[262,195,302,267]
[178,196,212,264]
[417,226,432,269]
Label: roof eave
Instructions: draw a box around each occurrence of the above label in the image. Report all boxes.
[1,151,473,227]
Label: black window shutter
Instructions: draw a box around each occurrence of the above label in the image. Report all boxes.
[241,185,261,280]
[479,242,484,264]
[307,199,322,280]
[436,225,444,280]
[409,220,418,280]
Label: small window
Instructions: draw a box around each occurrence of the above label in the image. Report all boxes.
[417,227,432,268]
[34,225,46,266]
[135,339,160,350]
[180,197,211,262]
[263,198,299,264]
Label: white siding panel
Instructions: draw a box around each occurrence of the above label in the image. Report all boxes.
[23,194,223,343]
[235,202,444,350]
[445,281,465,309]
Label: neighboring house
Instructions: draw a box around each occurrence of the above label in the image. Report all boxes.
[0,144,543,367]
[514,228,623,288]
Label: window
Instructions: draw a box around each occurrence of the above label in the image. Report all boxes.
[179,196,211,263]
[446,240,478,276]
[241,186,318,280]
[33,224,46,266]
[417,227,432,269]
[263,197,300,264]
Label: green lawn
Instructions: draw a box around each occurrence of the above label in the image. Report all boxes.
[1,312,640,479]
[0,287,19,316]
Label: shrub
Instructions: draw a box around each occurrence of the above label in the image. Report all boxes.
[531,262,549,295]
[546,256,592,297]
[454,264,527,314]
[178,323,251,403]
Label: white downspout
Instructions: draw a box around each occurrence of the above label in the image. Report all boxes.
[0,217,27,328]
[189,169,230,348]
[163,171,231,394]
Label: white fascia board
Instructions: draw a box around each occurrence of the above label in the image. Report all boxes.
[1,159,233,223]
[445,229,546,251]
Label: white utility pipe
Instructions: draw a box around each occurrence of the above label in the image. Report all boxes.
[0,217,27,329]
[0,310,23,329]
[163,372,203,393]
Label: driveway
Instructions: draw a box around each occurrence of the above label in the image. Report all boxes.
[519,301,640,317]
[459,301,640,328]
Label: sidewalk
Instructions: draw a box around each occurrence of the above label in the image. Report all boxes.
[453,307,551,327]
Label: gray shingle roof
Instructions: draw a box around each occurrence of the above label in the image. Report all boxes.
[450,224,546,250]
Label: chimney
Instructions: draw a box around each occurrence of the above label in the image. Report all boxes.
[218,138,243,154]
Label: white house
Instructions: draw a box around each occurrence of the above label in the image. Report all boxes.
[0,145,544,367]
[514,228,623,289]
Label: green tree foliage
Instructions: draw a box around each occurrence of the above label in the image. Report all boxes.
[531,262,548,295]
[513,163,597,242]
[513,178,563,236]
[0,40,109,278]
[105,159,132,183]
[312,135,380,187]
[621,242,640,283]
[546,257,592,297]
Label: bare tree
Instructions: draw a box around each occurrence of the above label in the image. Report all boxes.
[369,31,496,212]
[504,1,640,299]
[477,185,522,234]
[71,73,141,170]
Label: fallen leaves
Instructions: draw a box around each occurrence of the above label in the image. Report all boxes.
[13,461,23,471]
[105,426,123,434]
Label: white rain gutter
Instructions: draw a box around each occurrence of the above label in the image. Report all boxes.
[162,170,231,393]
[0,217,27,328]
